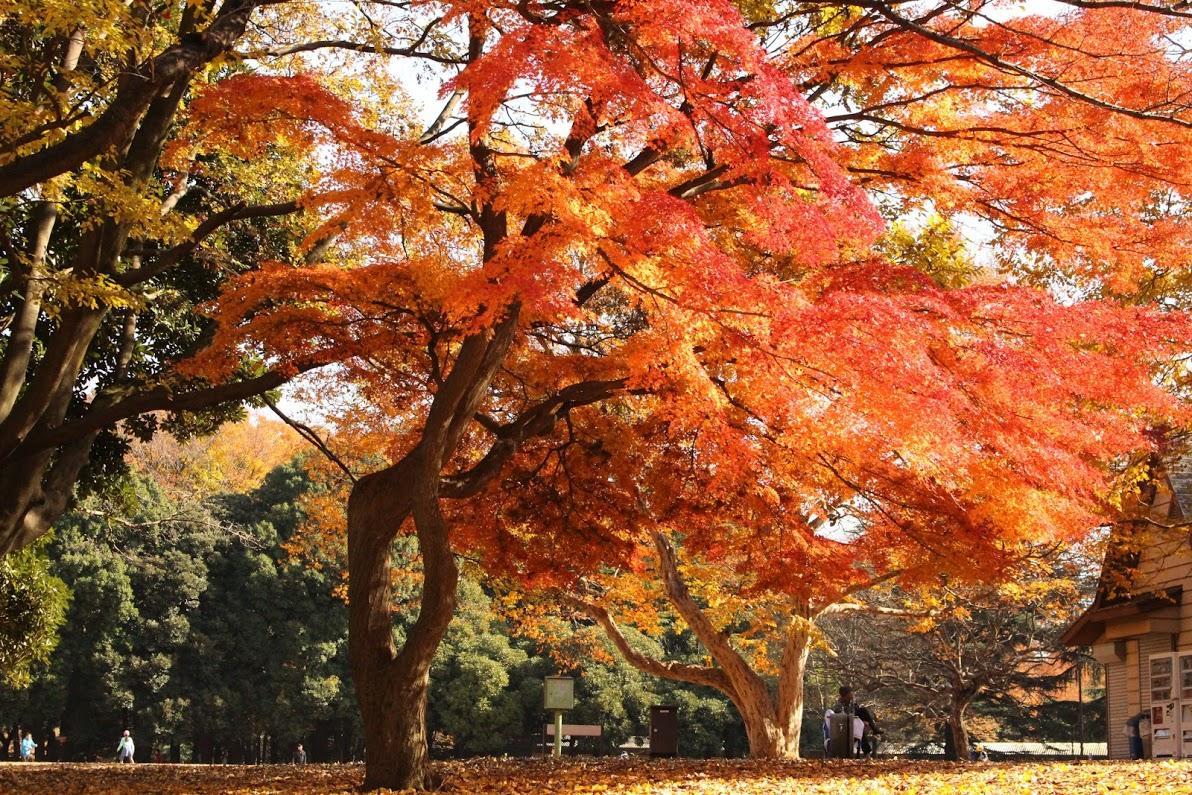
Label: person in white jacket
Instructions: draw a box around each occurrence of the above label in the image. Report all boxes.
[116,730,135,764]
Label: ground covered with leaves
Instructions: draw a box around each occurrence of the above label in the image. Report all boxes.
[1,758,1189,794]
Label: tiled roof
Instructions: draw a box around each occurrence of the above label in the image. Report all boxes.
[1169,454,1192,521]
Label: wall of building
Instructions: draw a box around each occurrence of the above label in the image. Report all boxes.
[1105,657,1129,758]
[1074,458,1191,759]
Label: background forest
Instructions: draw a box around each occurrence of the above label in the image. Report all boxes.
[0,418,1100,763]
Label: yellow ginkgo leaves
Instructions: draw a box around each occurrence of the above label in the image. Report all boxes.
[2,757,1189,795]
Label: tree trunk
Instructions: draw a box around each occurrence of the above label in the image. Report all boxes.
[196,734,213,763]
[590,536,812,760]
[348,455,459,791]
[349,307,518,790]
[0,201,56,423]
[946,701,970,761]
[0,309,138,554]
[356,661,442,788]
[738,618,810,758]
[739,704,800,758]
[775,612,811,758]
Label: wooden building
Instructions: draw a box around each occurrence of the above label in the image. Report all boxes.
[1062,457,1192,759]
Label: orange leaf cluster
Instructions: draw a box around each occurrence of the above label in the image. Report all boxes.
[787,5,1192,295]
[174,1,1190,618]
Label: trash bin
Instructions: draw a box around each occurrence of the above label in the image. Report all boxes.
[827,713,855,759]
[649,705,679,757]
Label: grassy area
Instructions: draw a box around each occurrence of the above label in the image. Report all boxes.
[1,758,1188,794]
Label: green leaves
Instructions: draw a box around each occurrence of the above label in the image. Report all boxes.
[0,537,69,689]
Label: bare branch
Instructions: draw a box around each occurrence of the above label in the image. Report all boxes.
[116,200,301,286]
[856,0,1192,129]
[256,39,464,65]
[21,366,322,454]
[263,394,358,483]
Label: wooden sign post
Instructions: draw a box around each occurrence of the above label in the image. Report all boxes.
[543,676,576,758]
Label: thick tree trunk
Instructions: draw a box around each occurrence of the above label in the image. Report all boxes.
[0,430,104,554]
[357,661,440,789]
[0,448,56,553]
[0,311,139,554]
[739,617,810,758]
[348,454,459,791]
[348,304,518,790]
[739,703,800,758]
[946,701,971,761]
[775,614,811,758]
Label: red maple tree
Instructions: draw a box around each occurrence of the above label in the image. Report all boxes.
[175,0,1191,788]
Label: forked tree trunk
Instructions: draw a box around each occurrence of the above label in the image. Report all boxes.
[775,616,812,757]
[588,533,814,760]
[349,312,518,790]
[348,456,460,791]
[739,705,802,758]
[735,616,811,758]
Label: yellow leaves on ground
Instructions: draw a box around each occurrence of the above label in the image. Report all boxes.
[2,758,1190,795]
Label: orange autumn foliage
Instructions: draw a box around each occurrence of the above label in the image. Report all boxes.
[180,0,1192,627]
[780,2,1192,297]
[166,0,1192,781]
[128,416,302,499]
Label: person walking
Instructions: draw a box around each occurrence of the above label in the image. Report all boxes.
[1125,712,1149,760]
[116,730,136,764]
[19,731,36,762]
[292,743,307,764]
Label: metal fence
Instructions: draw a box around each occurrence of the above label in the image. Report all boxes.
[886,741,1108,760]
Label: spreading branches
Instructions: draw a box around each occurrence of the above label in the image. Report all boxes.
[0,0,268,197]
[843,0,1192,129]
[566,596,733,691]
[441,378,628,499]
[116,201,302,286]
[18,367,316,456]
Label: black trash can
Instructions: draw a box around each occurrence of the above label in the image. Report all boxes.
[649,705,679,758]
[827,713,855,759]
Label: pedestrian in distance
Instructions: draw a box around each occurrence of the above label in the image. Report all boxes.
[117,730,135,764]
[1125,712,1148,760]
[292,743,307,764]
[19,732,36,762]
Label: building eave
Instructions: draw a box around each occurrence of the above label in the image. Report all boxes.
[1061,585,1183,647]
